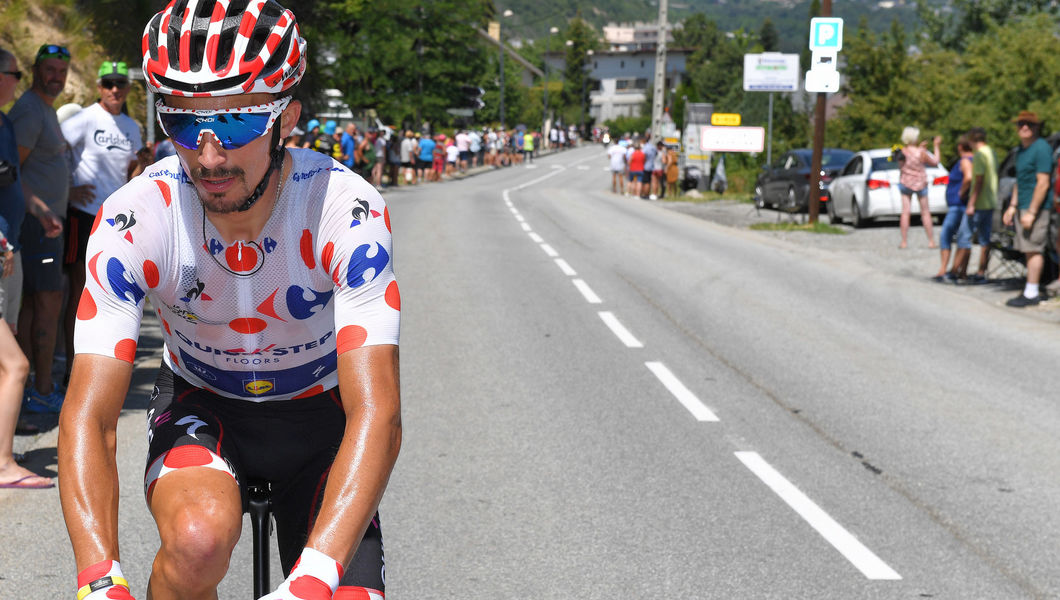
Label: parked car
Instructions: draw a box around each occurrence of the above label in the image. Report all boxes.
[827,148,948,228]
[753,148,854,212]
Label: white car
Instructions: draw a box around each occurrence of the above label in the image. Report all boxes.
[827,148,949,228]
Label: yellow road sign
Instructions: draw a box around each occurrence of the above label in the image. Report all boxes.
[711,113,742,126]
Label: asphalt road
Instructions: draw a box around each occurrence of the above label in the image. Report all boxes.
[2,144,1057,599]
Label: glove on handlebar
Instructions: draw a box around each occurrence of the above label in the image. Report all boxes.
[77,560,135,600]
[258,547,344,600]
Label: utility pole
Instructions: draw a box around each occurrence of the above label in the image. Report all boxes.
[807,0,831,224]
[650,0,669,140]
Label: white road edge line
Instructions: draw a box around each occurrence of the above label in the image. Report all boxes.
[515,214,525,222]
[598,311,643,348]
[540,243,559,257]
[572,279,602,304]
[554,258,577,276]
[644,362,718,422]
[734,451,902,581]
[521,223,532,232]
[529,232,544,243]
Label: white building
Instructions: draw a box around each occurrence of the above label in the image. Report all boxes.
[545,48,690,124]
[602,21,675,52]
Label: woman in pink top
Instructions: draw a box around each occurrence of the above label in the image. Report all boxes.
[898,126,942,249]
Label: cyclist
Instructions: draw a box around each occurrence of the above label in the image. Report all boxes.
[57,2,400,599]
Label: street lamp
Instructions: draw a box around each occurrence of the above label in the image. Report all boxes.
[543,26,558,145]
[499,9,513,130]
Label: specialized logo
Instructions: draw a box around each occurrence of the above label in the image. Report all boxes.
[176,415,208,439]
[181,279,212,302]
[350,198,381,228]
[286,285,334,320]
[346,243,389,288]
[106,258,146,305]
[94,129,133,152]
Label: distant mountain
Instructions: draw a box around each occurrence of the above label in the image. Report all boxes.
[497,0,928,53]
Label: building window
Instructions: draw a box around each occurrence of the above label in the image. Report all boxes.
[620,60,625,68]
[615,78,649,93]
[640,60,645,68]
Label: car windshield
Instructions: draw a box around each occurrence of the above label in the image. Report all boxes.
[871,156,899,171]
[822,151,853,167]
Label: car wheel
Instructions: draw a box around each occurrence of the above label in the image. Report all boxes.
[851,199,867,228]
[828,195,842,224]
[784,186,798,213]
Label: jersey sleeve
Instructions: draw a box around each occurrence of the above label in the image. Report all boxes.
[73,180,160,363]
[317,171,400,356]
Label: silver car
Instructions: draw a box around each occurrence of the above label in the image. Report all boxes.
[827,148,949,227]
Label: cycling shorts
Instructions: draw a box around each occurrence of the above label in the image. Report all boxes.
[64,208,95,267]
[145,365,385,591]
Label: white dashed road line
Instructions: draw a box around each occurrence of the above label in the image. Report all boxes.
[572,279,602,304]
[521,223,532,232]
[644,362,718,422]
[598,311,643,348]
[554,258,577,276]
[540,243,559,257]
[529,232,544,243]
[735,452,902,581]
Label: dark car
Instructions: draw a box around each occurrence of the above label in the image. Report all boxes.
[754,148,854,212]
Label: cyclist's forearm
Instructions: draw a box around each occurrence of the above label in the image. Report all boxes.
[307,345,401,566]
[58,355,133,570]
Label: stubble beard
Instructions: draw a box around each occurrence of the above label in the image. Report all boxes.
[194,166,250,214]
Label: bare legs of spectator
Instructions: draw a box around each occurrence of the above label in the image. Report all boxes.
[16,290,62,395]
[974,243,991,277]
[899,193,936,248]
[1026,251,1044,287]
[919,194,936,248]
[950,247,971,278]
[0,322,49,488]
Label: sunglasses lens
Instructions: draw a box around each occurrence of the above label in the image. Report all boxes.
[102,80,129,90]
[160,111,274,150]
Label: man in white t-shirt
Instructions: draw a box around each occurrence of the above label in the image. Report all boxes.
[455,130,471,172]
[608,142,628,194]
[59,60,148,384]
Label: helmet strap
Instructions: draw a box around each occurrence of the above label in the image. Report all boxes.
[236,124,285,213]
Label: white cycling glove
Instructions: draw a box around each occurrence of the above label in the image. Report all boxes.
[76,560,136,600]
[258,547,344,600]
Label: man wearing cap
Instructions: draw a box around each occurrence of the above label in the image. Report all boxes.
[341,122,359,173]
[7,44,69,414]
[59,61,148,385]
[1003,110,1054,307]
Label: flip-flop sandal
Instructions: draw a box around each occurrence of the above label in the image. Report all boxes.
[0,475,55,489]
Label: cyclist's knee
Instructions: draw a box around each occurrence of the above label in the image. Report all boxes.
[152,475,241,582]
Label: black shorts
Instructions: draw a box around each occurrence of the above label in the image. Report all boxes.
[64,208,95,267]
[146,365,385,591]
[19,217,64,292]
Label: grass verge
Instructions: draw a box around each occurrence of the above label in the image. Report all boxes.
[749,221,847,234]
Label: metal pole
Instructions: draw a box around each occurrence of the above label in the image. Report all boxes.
[807,0,832,224]
[499,24,506,130]
[650,0,669,140]
[767,92,773,167]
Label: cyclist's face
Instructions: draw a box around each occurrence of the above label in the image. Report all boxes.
[168,92,300,214]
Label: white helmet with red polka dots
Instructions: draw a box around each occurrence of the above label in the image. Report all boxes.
[142,0,306,97]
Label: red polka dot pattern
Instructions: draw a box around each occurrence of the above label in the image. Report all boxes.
[77,290,97,320]
[144,260,160,288]
[90,210,104,235]
[88,251,104,289]
[225,242,259,273]
[289,575,333,599]
[293,385,325,399]
[384,207,391,233]
[334,587,374,599]
[229,317,268,334]
[154,179,173,207]
[336,325,367,355]
[163,445,213,469]
[385,281,400,310]
[114,338,137,363]
[300,229,315,269]
[77,561,113,587]
[321,241,335,273]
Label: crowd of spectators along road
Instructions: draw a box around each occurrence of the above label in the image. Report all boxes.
[605,130,681,201]
[282,117,583,190]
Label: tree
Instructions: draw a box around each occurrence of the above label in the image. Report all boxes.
[917,0,1060,51]
[559,17,600,128]
[759,18,779,52]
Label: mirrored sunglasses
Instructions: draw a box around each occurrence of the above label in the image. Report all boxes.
[100,79,130,90]
[155,96,290,151]
[36,44,70,62]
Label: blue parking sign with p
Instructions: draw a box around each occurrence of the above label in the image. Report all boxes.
[809,18,843,51]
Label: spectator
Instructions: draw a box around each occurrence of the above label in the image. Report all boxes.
[897,126,941,249]
[385,129,402,187]
[415,132,436,183]
[60,60,148,386]
[468,128,482,168]
[431,134,445,182]
[523,130,534,163]
[284,126,304,148]
[965,127,998,284]
[641,134,657,199]
[154,135,176,160]
[356,127,379,186]
[455,129,470,172]
[608,139,627,194]
[340,122,358,172]
[0,48,46,457]
[934,136,974,282]
[9,44,68,414]
[628,142,646,199]
[446,139,459,176]
[372,126,387,188]
[665,143,680,198]
[1003,110,1053,307]
[303,118,321,149]
[399,130,416,184]
[652,141,666,200]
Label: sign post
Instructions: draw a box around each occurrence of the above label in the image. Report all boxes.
[743,52,799,167]
[805,11,841,223]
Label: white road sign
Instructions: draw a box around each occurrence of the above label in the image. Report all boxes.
[743,53,800,92]
[699,126,765,153]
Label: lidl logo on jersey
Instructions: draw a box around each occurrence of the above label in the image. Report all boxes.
[243,379,275,395]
